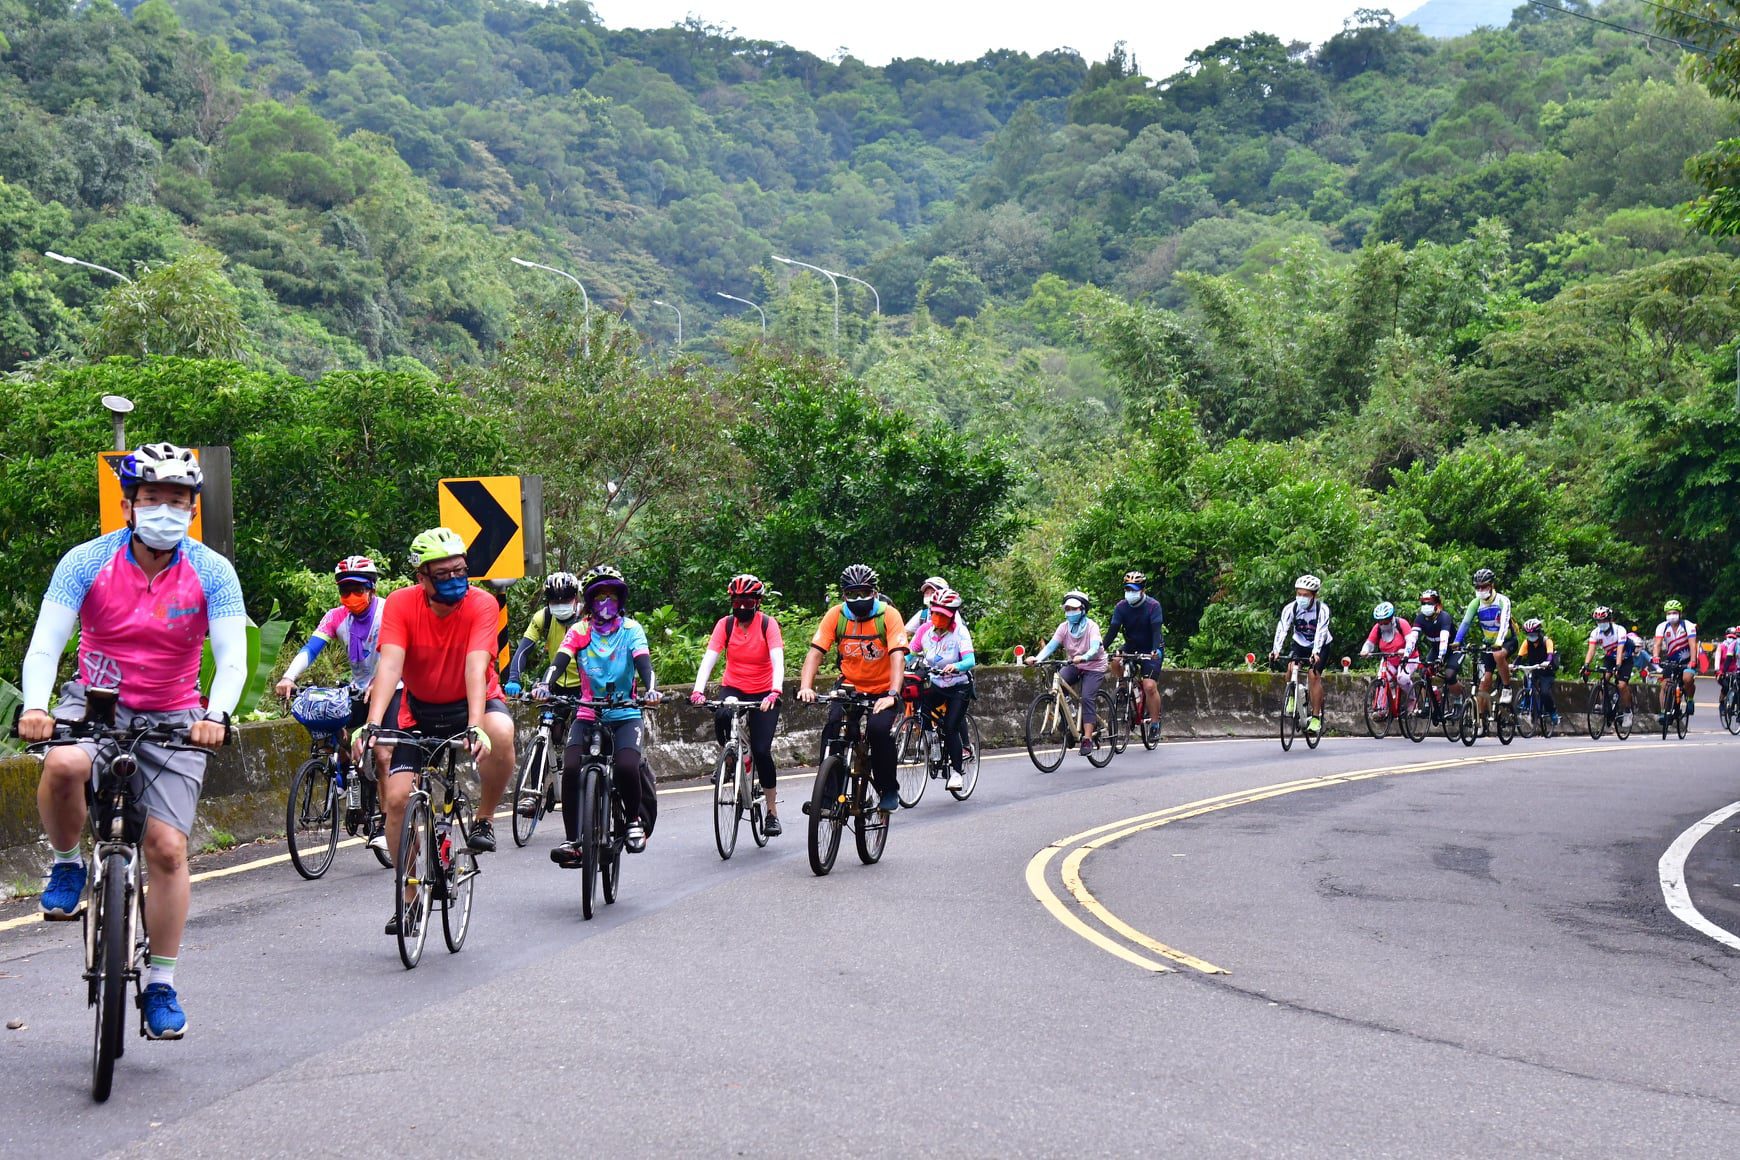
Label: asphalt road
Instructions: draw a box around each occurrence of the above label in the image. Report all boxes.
[3,715,1740,1157]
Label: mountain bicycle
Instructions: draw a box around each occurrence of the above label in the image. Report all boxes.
[18,687,228,1102]
[1512,663,1557,739]
[707,697,768,860]
[1272,656,1322,751]
[801,688,890,876]
[895,660,981,805]
[1581,661,1633,741]
[510,693,578,847]
[1656,660,1690,740]
[1361,653,1420,742]
[564,696,662,919]
[367,727,481,969]
[1109,652,1160,753]
[285,686,387,879]
[1022,658,1114,771]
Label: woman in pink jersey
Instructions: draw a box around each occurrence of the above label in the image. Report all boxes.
[691,574,786,834]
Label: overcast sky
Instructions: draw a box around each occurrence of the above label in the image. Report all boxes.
[590,1,1392,74]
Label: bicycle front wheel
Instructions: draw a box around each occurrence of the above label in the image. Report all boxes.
[853,769,888,865]
[1457,700,1476,747]
[951,715,982,801]
[1585,682,1607,740]
[511,732,550,847]
[1496,703,1515,746]
[1515,691,1537,739]
[90,853,130,1103]
[395,798,432,970]
[896,716,927,808]
[1363,678,1389,739]
[286,756,340,880]
[1087,689,1116,767]
[580,766,603,920]
[807,755,845,876]
[443,804,476,953]
[1280,685,1297,752]
[713,743,741,861]
[1110,687,1131,755]
[1024,693,1068,772]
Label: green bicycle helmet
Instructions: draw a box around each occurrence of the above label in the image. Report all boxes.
[409,527,467,568]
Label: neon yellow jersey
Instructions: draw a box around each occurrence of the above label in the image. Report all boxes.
[522,608,583,690]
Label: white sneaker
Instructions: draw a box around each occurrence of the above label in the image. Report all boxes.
[945,770,964,791]
[1498,688,1513,706]
[1621,712,1633,729]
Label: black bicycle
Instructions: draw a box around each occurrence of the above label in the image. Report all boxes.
[285,686,388,879]
[567,696,662,920]
[368,728,481,969]
[510,693,578,847]
[802,688,890,876]
[18,688,226,1102]
[1657,660,1690,740]
[1582,661,1634,741]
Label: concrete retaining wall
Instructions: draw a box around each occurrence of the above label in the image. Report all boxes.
[0,666,1678,896]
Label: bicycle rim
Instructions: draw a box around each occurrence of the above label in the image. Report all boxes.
[951,715,982,801]
[91,854,129,1103]
[396,799,432,969]
[713,745,740,860]
[1025,694,1067,772]
[511,734,547,847]
[808,756,844,876]
[442,815,476,954]
[1111,689,1130,755]
[853,769,887,864]
[1087,690,1116,766]
[580,766,602,919]
[286,757,339,880]
[897,721,928,809]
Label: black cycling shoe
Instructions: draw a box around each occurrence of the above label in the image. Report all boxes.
[763,814,783,838]
[467,818,497,853]
[549,841,582,868]
[385,898,421,935]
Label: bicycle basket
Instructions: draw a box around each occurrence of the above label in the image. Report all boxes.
[292,687,352,731]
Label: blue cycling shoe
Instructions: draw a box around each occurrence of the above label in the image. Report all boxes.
[40,862,87,920]
[877,790,900,813]
[142,984,187,1040]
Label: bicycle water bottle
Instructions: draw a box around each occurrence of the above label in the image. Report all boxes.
[346,772,361,812]
[436,815,453,868]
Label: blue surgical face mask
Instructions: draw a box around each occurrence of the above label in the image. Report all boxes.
[1065,609,1086,629]
[1124,589,1143,606]
[1295,595,1315,611]
[431,576,469,605]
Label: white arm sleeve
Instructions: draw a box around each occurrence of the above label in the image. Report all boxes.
[20,602,78,712]
[206,617,250,717]
[692,648,721,694]
[1314,605,1332,653]
[281,649,313,683]
[770,646,785,690]
[1272,606,1291,656]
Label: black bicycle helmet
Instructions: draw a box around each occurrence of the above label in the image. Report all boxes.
[840,563,878,591]
[1472,568,1496,586]
[544,571,580,601]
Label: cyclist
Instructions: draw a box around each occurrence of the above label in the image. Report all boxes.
[905,575,964,637]
[504,570,585,755]
[1719,627,1740,711]
[1359,602,1417,709]
[1514,618,1559,726]
[910,587,976,790]
[276,555,392,852]
[1652,600,1700,720]
[1414,589,1459,720]
[1582,606,1639,730]
[1453,568,1515,723]
[1269,574,1331,735]
[359,528,516,936]
[1025,590,1109,756]
[798,564,907,815]
[539,565,662,859]
[17,443,244,1040]
[690,574,785,835]
[1104,570,1164,744]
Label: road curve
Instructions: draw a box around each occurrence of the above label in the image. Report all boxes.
[2,723,1739,1156]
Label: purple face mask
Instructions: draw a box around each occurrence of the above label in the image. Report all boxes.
[593,596,620,623]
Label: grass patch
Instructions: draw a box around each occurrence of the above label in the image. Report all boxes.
[199,829,238,854]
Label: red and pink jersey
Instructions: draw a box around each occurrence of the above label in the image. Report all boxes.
[1364,617,1416,660]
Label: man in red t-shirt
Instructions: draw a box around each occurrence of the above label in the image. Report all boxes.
[357,528,516,936]
[690,574,786,833]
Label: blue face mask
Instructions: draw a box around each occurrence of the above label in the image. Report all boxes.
[1124,589,1143,606]
[431,576,469,605]
[1065,610,1086,629]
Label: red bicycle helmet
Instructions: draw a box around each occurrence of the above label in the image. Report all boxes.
[727,573,765,599]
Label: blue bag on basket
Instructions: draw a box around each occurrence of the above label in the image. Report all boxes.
[292,686,352,731]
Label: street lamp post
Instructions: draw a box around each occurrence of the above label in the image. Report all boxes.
[716,291,767,338]
[510,257,591,356]
[44,251,133,285]
[651,299,682,347]
[771,255,839,352]
[839,272,880,316]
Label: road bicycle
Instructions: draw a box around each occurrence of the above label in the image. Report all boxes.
[1109,652,1161,753]
[894,660,982,806]
[1468,648,1517,746]
[1512,663,1557,739]
[1581,661,1634,741]
[707,697,769,860]
[561,695,663,919]
[1361,653,1422,742]
[1022,659,1115,771]
[1656,660,1690,741]
[285,686,388,879]
[1415,656,1475,746]
[802,688,890,876]
[368,727,481,969]
[1272,656,1322,751]
[510,693,579,847]
[18,688,227,1102]
[1721,671,1740,736]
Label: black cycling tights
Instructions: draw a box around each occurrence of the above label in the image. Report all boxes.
[562,743,646,843]
[715,686,781,789]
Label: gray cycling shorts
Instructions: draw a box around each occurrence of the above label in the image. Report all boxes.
[53,682,210,837]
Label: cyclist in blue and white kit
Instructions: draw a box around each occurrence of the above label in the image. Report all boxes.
[1270,574,1331,735]
[15,443,246,1041]
[1652,600,1699,719]
[1453,567,1514,723]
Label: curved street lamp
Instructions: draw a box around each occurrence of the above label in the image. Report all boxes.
[771,254,839,352]
[44,251,133,285]
[510,257,591,356]
[651,298,682,347]
[716,291,767,338]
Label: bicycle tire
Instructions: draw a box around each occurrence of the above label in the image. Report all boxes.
[713,743,741,861]
[1457,700,1477,746]
[395,797,432,969]
[1721,681,1738,734]
[580,765,602,920]
[808,754,845,876]
[90,853,129,1103]
[749,786,768,848]
[1024,693,1068,772]
[854,765,888,865]
[286,756,340,880]
[1087,689,1116,767]
[1514,689,1537,739]
[951,715,982,801]
[360,776,392,868]
[895,713,923,769]
[511,732,549,847]
[1140,685,1160,750]
[1399,681,1421,743]
[442,804,476,953]
[602,791,623,904]
[1496,702,1515,745]
[1110,686,1131,755]
[1676,705,1688,739]
[1280,681,1297,752]
[897,719,929,809]
[1364,678,1388,739]
[1615,697,1632,740]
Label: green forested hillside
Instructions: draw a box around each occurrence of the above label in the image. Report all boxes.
[2,0,1738,678]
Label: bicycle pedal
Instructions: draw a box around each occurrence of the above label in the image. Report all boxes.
[801,801,812,816]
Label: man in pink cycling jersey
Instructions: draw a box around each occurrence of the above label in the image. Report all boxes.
[16,443,246,1041]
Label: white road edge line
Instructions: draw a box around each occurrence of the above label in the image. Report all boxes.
[1659,799,1740,953]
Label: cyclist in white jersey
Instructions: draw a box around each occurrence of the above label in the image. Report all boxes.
[1651,599,1699,718]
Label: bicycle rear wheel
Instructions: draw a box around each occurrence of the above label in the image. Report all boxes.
[1087,690,1116,767]
[286,756,340,880]
[580,766,604,920]
[1676,692,1689,740]
[808,755,846,876]
[361,776,391,868]
[713,743,741,861]
[950,715,982,801]
[443,804,476,953]
[1139,686,1160,750]
[90,853,129,1103]
[1363,678,1388,739]
[853,768,888,865]
[511,732,550,847]
[395,798,432,969]
[1024,693,1068,772]
[896,716,927,808]
[1615,697,1632,740]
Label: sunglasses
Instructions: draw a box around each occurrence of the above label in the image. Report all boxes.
[844,587,874,598]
